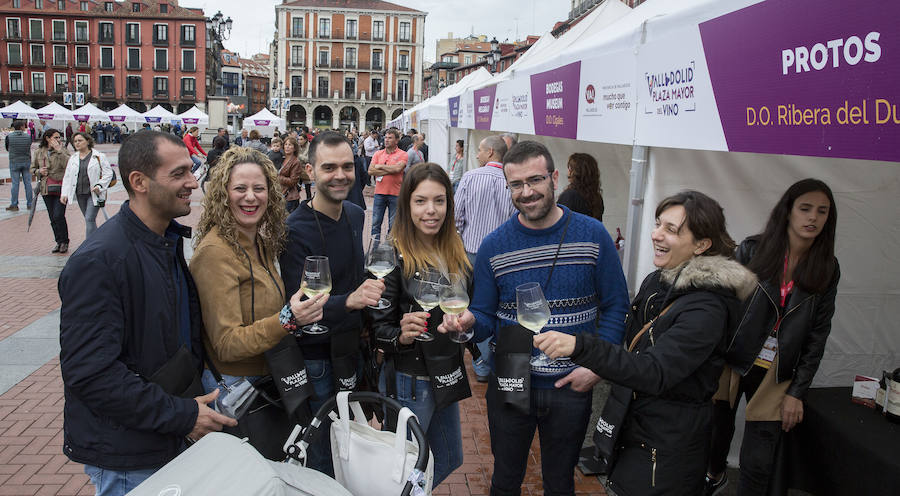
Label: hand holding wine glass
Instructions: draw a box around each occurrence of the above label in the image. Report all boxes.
[515,282,555,367]
[440,273,472,343]
[412,268,443,342]
[300,256,331,335]
[365,236,396,309]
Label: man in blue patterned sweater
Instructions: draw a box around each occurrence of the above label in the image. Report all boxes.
[441,141,628,496]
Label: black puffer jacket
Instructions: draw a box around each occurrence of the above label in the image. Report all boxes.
[725,237,840,399]
[572,255,756,496]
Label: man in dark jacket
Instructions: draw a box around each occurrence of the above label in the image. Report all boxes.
[5,120,33,211]
[279,131,384,476]
[58,131,235,496]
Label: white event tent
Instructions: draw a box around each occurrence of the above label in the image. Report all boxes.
[402,0,900,390]
[72,103,110,122]
[0,101,39,120]
[177,106,210,128]
[107,104,145,125]
[243,108,285,136]
[35,102,75,130]
[141,105,179,126]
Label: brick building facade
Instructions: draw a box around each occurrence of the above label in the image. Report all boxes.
[0,0,206,113]
[272,0,425,131]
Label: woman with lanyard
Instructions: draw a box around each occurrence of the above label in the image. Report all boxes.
[704,179,839,496]
[534,191,756,496]
[190,147,326,400]
[60,132,113,239]
[370,162,473,487]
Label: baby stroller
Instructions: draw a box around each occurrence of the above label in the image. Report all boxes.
[128,391,431,496]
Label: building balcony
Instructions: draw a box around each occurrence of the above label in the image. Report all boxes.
[181,64,196,72]
[7,57,24,67]
[180,39,195,47]
[345,33,357,40]
[52,60,69,68]
[125,37,140,46]
[52,34,67,43]
[154,64,168,71]
[318,33,330,40]
[28,35,43,42]
[316,60,329,68]
[345,61,356,69]
[100,88,115,97]
[290,60,305,68]
[181,91,196,100]
[344,91,357,100]
[99,36,114,44]
[372,62,384,71]
[317,90,329,99]
[6,32,22,40]
[372,35,384,42]
[288,30,304,39]
[153,91,169,100]
[398,37,410,43]
[126,63,141,71]
[28,60,45,68]
[126,88,142,98]
[75,37,90,43]
[290,88,304,98]
[370,92,383,100]
[398,65,410,73]
[153,38,169,46]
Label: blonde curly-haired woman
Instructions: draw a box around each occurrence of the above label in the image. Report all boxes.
[190,147,326,395]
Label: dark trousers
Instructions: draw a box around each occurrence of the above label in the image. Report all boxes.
[708,366,781,495]
[486,378,592,496]
[42,194,69,244]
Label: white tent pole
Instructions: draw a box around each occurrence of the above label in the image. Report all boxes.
[622,145,649,296]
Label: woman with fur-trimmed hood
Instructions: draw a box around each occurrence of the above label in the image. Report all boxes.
[535,191,756,496]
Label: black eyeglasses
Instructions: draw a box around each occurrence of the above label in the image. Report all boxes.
[506,174,550,192]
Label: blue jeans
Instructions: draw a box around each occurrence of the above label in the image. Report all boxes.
[306,358,336,477]
[371,194,398,238]
[8,162,33,208]
[190,155,203,172]
[83,464,156,496]
[486,380,593,496]
[76,193,100,237]
[379,369,464,486]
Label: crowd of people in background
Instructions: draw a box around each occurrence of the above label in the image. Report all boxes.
[2,117,838,496]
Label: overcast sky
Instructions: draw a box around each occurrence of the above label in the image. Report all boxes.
[191,0,570,62]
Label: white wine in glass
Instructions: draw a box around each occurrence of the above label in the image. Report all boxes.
[301,256,331,335]
[440,273,472,343]
[515,282,555,367]
[412,268,443,342]
[365,236,396,309]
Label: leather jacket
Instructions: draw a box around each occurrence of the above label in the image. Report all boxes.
[725,238,840,399]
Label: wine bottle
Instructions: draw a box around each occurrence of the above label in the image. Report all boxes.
[875,371,887,413]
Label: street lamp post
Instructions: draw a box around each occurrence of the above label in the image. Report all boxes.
[205,11,233,97]
[488,37,501,74]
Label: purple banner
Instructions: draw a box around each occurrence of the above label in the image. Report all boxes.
[37,113,55,120]
[531,61,581,139]
[1,112,19,118]
[109,116,126,122]
[144,117,162,123]
[700,0,900,163]
[449,96,460,127]
[73,114,90,122]
[253,119,271,126]
[473,85,497,130]
[182,118,199,124]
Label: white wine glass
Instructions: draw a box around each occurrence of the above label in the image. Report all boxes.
[365,236,396,309]
[440,273,472,343]
[412,268,443,342]
[301,256,331,335]
[515,282,555,367]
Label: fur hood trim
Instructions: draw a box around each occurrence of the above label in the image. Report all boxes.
[661,255,757,301]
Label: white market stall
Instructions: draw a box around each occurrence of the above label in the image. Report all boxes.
[107,104,146,128]
[0,100,39,120]
[444,0,900,390]
[72,103,110,122]
[242,108,285,137]
[35,102,75,131]
[140,105,179,126]
[177,106,210,128]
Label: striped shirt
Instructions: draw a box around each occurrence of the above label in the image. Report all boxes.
[454,164,518,253]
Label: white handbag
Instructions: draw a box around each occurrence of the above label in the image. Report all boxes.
[329,391,434,496]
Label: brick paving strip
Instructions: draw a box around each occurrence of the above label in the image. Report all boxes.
[0,152,607,495]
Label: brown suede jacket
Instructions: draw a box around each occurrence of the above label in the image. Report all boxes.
[190,226,288,377]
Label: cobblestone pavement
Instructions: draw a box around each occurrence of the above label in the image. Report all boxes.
[0,144,607,496]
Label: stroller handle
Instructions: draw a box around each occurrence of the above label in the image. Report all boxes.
[287,391,430,496]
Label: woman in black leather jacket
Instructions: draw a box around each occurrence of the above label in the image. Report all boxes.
[705,179,839,496]
[536,191,756,496]
[371,162,472,486]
